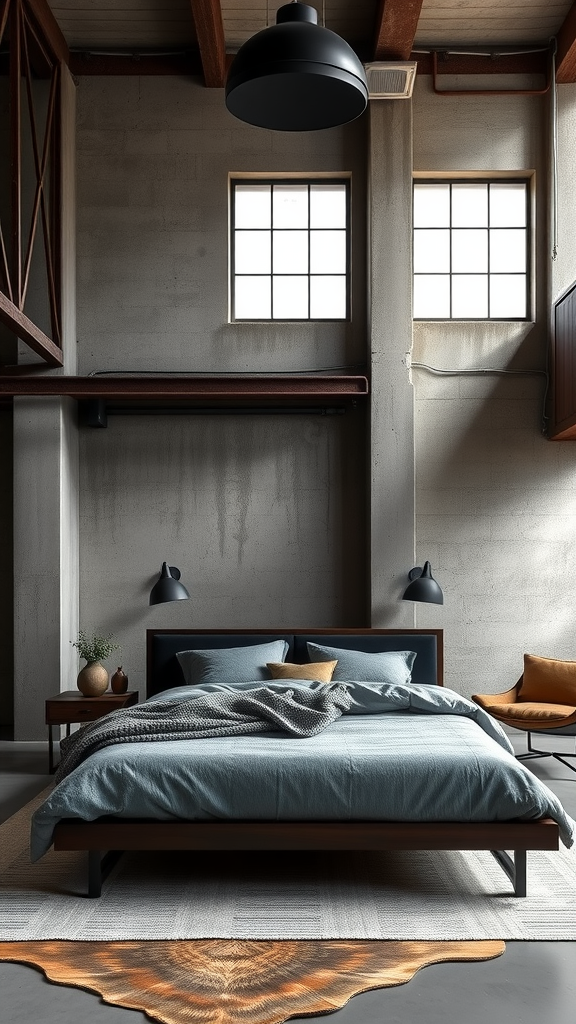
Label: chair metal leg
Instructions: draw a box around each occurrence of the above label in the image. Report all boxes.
[517,732,576,774]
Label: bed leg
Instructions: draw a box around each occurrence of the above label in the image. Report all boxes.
[88,850,102,898]
[88,849,123,898]
[490,849,527,897]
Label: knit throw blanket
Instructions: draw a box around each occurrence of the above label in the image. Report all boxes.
[54,684,354,783]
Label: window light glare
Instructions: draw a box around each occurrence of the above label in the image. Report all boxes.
[235,185,271,229]
[413,229,450,274]
[273,275,308,319]
[311,276,347,319]
[235,231,271,274]
[273,230,309,274]
[310,185,347,228]
[452,275,488,318]
[451,184,488,227]
[413,184,450,227]
[413,275,450,318]
[490,275,527,318]
[452,229,488,274]
[235,276,271,319]
[310,231,346,274]
[490,183,527,227]
[490,229,527,273]
[273,185,308,228]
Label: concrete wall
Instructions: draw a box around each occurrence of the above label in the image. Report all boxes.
[75,77,369,699]
[412,77,576,697]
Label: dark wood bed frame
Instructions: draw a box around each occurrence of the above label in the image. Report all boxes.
[52,628,560,898]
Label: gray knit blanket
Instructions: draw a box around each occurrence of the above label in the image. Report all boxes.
[54,684,354,783]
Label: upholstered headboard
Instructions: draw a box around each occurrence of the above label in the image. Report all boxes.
[146,628,443,698]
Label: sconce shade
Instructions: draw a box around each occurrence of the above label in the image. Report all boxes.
[225,2,368,132]
[402,561,444,605]
[149,563,190,605]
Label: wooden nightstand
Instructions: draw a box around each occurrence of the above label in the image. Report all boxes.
[45,690,138,773]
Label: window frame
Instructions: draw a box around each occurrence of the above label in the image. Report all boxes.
[412,175,533,323]
[230,176,352,323]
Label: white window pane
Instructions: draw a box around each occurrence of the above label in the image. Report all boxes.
[310,276,346,319]
[490,275,526,318]
[310,230,346,273]
[452,184,488,227]
[490,183,526,226]
[490,229,526,272]
[413,184,450,227]
[273,185,308,228]
[413,229,450,273]
[235,231,270,274]
[234,185,271,229]
[452,275,488,318]
[273,276,308,319]
[273,230,308,273]
[235,276,271,319]
[452,229,488,273]
[413,275,450,318]
[310,185,346,228]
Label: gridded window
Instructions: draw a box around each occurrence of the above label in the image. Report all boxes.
[231,179,350,321]
[413,180,530,320]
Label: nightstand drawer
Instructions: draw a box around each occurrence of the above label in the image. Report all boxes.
[46,702,114,724]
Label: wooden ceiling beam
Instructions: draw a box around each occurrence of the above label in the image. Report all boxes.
[374,0,424,62]
[556,0,576,83]
[189,0,227,88]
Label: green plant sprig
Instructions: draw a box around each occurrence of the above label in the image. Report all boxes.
[71,630,120,663]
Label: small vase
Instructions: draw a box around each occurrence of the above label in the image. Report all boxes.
[111,666,128,694]
[77,661,109,697]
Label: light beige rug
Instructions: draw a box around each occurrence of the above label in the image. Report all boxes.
[2,789,575,940]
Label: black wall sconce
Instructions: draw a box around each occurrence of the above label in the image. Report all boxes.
[402,561,444,605]
[149,563,190,605]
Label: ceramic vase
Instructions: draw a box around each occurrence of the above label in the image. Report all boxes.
[111,666,128,694]
[77,661,109,697]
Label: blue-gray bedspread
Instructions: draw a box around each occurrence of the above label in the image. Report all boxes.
[30,680,576,861]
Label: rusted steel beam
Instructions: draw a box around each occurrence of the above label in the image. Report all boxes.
[412,51,548,77]
[0,291,63,365]
[24,0,69,66]
[0,375,369,400]
[189,0,227,87]
[9,0,22,309]
[374,0,424,61]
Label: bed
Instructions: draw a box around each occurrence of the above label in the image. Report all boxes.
[38,628,571,899]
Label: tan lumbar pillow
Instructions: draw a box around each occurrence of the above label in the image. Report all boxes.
[519,653,576,705]
[267,660,338,682]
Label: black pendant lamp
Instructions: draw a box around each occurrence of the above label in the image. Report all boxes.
[149,563,190,605]
[402,562,444,605]
[225,1,368,132]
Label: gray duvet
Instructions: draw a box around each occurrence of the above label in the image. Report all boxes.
[30,679,576,861]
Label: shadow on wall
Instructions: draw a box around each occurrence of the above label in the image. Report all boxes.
[413,332,576,694]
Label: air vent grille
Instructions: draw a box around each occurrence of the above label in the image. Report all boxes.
[364,62,417,100]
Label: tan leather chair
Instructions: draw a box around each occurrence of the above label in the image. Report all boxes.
[472,653,576,773]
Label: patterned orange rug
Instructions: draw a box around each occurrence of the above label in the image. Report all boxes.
[0,939,504,1024]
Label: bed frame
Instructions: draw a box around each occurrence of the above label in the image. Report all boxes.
[52,627,559,898]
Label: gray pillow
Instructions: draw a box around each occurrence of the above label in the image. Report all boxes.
[306,642,416,685]
[176,640,289,686]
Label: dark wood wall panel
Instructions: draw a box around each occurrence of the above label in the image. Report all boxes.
[551,282,576,439]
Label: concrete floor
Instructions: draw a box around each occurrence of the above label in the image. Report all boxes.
[1,735,576,1024]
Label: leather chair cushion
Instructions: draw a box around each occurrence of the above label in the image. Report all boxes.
[482,700,576,724]
[519,653,576,705]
